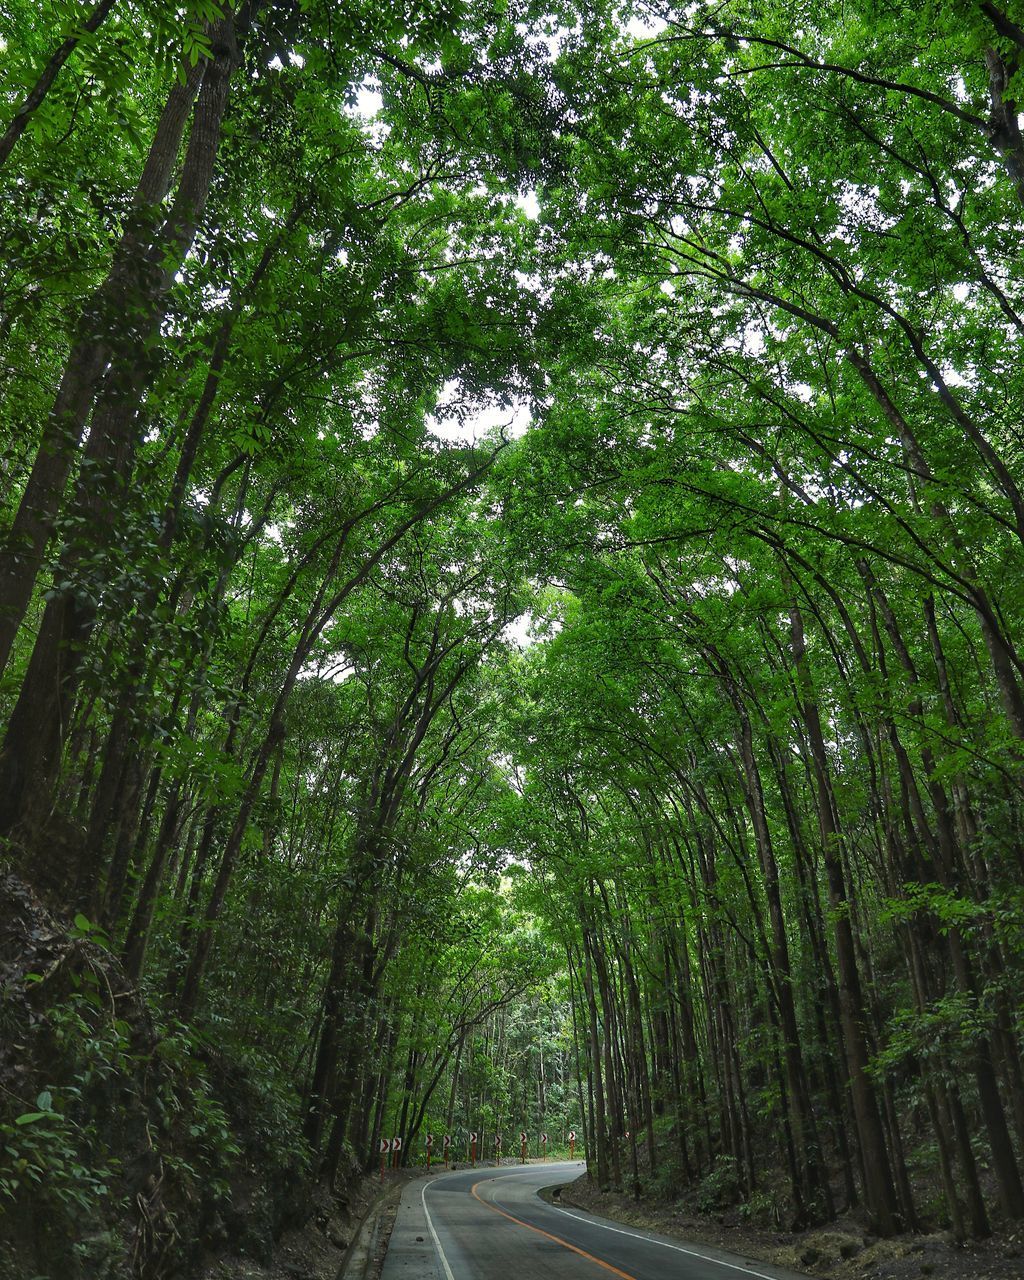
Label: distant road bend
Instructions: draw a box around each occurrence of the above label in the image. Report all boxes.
[380,1161,810,1280]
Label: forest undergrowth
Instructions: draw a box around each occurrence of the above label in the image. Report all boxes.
[0,874,350,1278]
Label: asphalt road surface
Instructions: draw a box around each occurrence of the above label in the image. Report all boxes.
[379,1161,810,1280]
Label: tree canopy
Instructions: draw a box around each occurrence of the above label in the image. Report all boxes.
[2,0,1024,1273]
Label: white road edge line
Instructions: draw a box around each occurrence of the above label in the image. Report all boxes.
[546,1201,786,1280]
[481,1169,787,1280]
[421,1180,457,1280]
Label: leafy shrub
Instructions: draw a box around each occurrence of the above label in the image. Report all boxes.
[1,987,130,1223]
[739,1187,782,1227]
[0,1091,118,1213]
[696,1155,740,1212]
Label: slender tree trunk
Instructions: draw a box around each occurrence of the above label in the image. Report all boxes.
[788,599,901,1235]
[0,15,240,856]
[0,58,206,675]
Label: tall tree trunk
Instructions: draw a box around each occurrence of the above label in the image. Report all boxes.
[788,599,901,1235]
[0,57,206,675]
[0,14,241,857]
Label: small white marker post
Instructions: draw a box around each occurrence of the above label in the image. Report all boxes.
[568,1130,577,1160]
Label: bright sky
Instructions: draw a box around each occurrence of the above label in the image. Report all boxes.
[503,614,535,648]
[427,390,532,444]
[625,11,667,39]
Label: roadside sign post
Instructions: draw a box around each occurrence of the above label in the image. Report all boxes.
[568,1130,577,1159]
[426,1132,434,1172]
[470,1131,477,1167]
[520,1131,527,1164]
[494,1133,501,1165]
[541,1132,548,1161]
[443,1134,451,1169]
[379,1137,390,1182]
[392,1135,402,1170]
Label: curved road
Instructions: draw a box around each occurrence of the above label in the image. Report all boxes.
[380,1162,810,1280]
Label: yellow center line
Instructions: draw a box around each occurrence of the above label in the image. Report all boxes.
[469,1178,639,1280]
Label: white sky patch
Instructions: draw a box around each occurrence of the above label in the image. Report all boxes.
[266,51,305,70]
[626,10,667,39]
[515,189,540,220]
[354,80,384,117]
[427,382,532,443]
[347,80,390,143]
[503,614,534,648]
[502,611,561,650]
[299,656,355,684]
[515,19,577,60]
[939,363,970,388]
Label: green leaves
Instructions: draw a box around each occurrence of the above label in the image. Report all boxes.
[69,914,110,950]
[882,882,984,934]
[14,1086,55,1127]
[1,0,1023,1244]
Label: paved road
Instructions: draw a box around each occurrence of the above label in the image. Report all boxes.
[380,1161,810,1280]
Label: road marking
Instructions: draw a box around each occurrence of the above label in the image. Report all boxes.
[421,1180,456,1280]
[471,1177,638,1280]
[547,1202,787,1280]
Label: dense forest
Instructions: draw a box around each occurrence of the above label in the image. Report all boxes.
[2,0,1024,1276]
